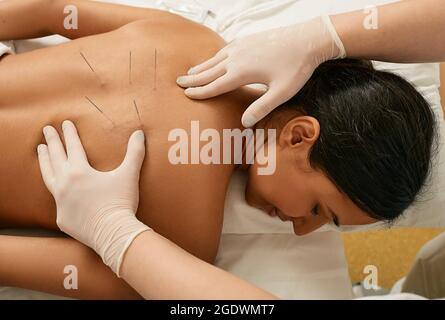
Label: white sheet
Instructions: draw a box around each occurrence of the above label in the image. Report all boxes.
[216,232,352,299]
[0,40,14,57]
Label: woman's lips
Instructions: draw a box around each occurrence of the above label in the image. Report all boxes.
[266,207,291,222]
[267,207,277,217]
[277,209,291,222]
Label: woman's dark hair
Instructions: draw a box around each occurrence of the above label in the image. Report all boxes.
[267,59,438,222]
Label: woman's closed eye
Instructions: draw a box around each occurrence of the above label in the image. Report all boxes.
[311,203,319,216]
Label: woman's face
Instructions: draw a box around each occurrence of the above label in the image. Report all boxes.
[245,115,378,235]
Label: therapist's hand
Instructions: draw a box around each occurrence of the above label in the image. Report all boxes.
[176,15,345,127]
[37,120,150,275]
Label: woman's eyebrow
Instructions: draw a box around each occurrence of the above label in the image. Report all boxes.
[326,206,340,227]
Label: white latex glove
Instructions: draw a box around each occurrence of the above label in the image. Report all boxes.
[37,120,150,276]
[176,15,346,127]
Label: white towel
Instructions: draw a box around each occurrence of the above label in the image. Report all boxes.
[0,41,14,57]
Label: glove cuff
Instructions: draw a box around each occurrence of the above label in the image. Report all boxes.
[88,209,151,276]
[321,14,347,59]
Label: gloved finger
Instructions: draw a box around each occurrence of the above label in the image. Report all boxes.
[176,63,226,88]
[183,73,240,99]
[241,84,298,127]
[43,125,67,172]
[62,120,88,165]
[186,49,228,75]
[118,130,146,177]
[37,144,55,194]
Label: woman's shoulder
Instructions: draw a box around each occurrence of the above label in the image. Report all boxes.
[118,12,225,50]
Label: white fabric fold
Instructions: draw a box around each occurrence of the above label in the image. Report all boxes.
[0,41,15,57]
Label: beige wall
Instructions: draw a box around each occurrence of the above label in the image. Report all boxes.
[342,228,445,289]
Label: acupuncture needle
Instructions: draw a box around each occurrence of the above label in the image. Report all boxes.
[84,96,115,126]
[133,99,142,124]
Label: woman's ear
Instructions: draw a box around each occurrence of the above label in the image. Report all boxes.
[278,116,320,148]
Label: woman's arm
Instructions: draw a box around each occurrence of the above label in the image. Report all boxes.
[0,0,173,40]
[121,231,277,300]
[178,0,445,127]
[0,234,141,299]
[0,0,49,40]
[46,0,176,39]
[332,0,445,63]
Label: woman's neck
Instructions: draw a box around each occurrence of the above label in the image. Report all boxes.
[235,125,275,174]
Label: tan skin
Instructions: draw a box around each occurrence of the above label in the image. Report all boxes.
[0,0,375,299]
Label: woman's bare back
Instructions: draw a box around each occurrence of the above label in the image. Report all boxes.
[0,16,253,263]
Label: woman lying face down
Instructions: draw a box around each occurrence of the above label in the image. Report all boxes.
[246,59,437,235]
[0,0,436,299]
